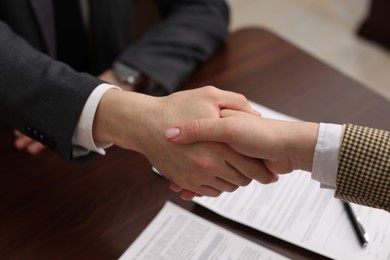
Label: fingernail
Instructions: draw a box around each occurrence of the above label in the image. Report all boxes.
[181,194,194,201]
[165,128,180,139]
[169,182,182,192]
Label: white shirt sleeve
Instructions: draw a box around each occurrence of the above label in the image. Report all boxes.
[312,123,343,189]
[71,83,121,157]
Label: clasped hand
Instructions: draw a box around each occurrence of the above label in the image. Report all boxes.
[94,87,279,200]
[13,83,287,201]
[166,109,319,200]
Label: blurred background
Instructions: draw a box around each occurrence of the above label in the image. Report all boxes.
[228,0,390,100]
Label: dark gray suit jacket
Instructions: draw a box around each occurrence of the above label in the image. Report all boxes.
[0,0,229,162]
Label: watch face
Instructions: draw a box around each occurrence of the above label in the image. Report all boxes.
[113,61,165,95]
[113,62,141,85]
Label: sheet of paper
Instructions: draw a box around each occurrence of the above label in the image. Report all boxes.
[120,201,288,260]
[193,101,390,260]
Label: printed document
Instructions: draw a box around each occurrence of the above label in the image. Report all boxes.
[120,202,288,260]
[193,102,390,260]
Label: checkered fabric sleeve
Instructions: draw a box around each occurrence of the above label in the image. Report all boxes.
[335,124,390,211]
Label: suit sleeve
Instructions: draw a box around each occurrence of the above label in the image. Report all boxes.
[0,21,103,163]
[335,124,390,211]
[117,0,229,93]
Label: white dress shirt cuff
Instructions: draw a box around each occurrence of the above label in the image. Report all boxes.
[312,123,343,189]
[72,83,121,157]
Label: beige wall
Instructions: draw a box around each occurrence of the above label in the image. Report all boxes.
[228,0,390,100]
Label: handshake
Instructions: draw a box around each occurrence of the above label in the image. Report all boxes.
[92,86,318,200]
[15,86,319,200]
[15,85,388,211]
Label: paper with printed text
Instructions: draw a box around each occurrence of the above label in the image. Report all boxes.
[193,101,390,260]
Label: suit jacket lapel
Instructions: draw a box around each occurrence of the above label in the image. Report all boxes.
[29,0,56,56]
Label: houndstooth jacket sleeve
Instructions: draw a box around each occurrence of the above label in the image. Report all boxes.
[335,124,390,212]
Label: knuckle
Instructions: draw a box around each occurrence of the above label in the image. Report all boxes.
[224,127,238,144]
[236,93,246,101]
[204,85,216,91]
[203,85,218,95]
[191,156,213,171]
[229,92,246,103]
[186,120,201,138]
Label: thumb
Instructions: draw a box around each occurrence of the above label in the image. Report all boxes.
[165,118,230,144]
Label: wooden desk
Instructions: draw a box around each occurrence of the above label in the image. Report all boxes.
[1,28,389,259]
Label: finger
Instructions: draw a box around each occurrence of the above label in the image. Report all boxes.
[170,184,201,201]
[169,180,219,199]
[210,159,252,187]
[14,130,23,137]
[171,143,251,191]
[26,142,45,155]
[219,144,278,185]
[165,118,232,144]
[180,190,198,201]
[240,159,279,184]
[220,109,259,119]
[215,89,259,116]
[209,177,240,193]
[224,161,253,187]
[179,171,239,195]
[14,135,34,149]
[169,182,198,200]
[195,185,223,197]
[169,182,183,192]
[167,168,228,197]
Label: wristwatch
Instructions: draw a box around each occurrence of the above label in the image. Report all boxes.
[113,61,145,87]
[113,61,167,96]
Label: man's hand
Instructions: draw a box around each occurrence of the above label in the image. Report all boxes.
[166,109,319,176]
[93,87,274,198]
[13,130,45,155]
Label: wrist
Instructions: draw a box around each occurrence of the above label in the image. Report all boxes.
[288,122,319,172]
[92,89,157,152]
[92,89,121,144]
